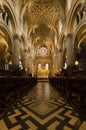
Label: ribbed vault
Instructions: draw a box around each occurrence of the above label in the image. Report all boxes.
[25,0,66,48]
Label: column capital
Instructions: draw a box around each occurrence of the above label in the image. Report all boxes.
[66,33,73,38]
[23,49,28,53]
[13,33,22,41]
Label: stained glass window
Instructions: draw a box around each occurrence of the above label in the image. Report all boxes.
[37,46,48,56]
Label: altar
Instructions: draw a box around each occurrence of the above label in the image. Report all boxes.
[37,67,49,78]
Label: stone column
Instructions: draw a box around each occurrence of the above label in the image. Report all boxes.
[57,50,63,70]
[32,63,35,77]
[22,49,29,69]
[79,44,86,69]
[52,54,57,76]
[12,34,21,67]
[65,34,74,66]
[28,56,32,76]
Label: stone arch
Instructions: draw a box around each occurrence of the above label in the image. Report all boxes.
[20,2,28,21]
[73,21,86,51]
[67,0,82,33]
[73,22,86,69]
[0,0,19,55]
[3,0,18,34]
[1,0,23,66]
[0,21,14,61]
[0,23,12,51]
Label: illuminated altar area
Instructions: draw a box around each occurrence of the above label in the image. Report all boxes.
[37,66,49,78]
[36,45,50,78]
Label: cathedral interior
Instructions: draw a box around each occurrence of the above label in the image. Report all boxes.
[0,0,86,129]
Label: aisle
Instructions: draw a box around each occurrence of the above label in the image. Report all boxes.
[0,81,85,130]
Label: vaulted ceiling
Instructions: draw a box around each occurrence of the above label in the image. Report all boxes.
[0,0,66,60]
[24,0,66,48]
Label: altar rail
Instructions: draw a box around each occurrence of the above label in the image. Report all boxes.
[49,77,86,120]
[0,76,37,116]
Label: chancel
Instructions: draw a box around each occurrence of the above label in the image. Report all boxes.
[0,0,86,129]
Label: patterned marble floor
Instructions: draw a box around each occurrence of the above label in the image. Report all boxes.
[0,80,86,130]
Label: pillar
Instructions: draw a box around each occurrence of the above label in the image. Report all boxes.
[57,50,64,70]
[12,34,21,67]
[65,34,75,66]
[28,56,32,75]
[32,63,35,77]
[22,49,29,69]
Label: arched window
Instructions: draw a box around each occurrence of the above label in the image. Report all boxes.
[37,45,48,56]
[45,63,49,70]
[38,63,41,70]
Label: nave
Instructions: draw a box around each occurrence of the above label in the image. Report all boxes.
[0,80,86,130]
